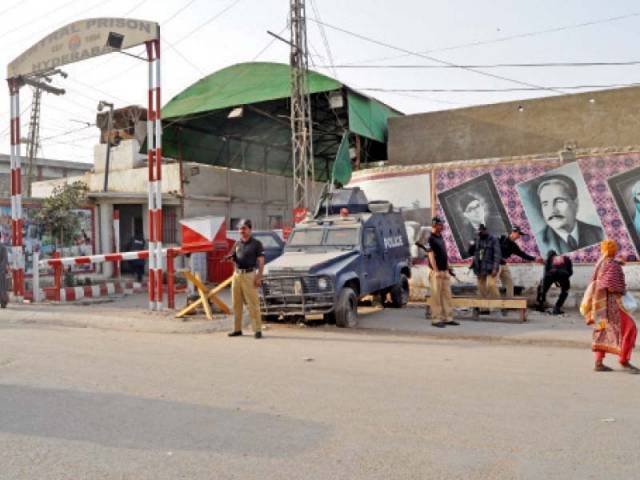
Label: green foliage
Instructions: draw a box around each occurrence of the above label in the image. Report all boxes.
[35,181,89,248]
[63,270,75,287]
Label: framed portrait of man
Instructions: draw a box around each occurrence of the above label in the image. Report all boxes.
[607,165,640,256]
[517,162,604,257]
[437,173,511,258]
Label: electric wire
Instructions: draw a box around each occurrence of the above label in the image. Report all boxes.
[359,83,640,93]
[319,60,640,69]
[346,10,640,66]
[0,0,25,17]
[0,0,81,42]
[308,18,565,94]
[94,0,244,86]
[309,0,338,79]
[41,124,96,142]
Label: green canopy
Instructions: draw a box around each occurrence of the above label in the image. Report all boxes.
[160,62,402,180]
[163,62,342,119]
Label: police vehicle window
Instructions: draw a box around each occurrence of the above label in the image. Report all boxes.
[288,229,324,246]
[363,228,378,249]
[325,228,359,246]
[256,234,280,248]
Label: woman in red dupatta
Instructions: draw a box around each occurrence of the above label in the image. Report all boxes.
[581,239,638,373]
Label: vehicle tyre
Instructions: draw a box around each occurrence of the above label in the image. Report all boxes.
[335,287,358,328]
[378,289,389,307]
[389,273,409,308]
[323,312,336,324]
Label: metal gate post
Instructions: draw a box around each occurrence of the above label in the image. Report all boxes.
[8,78,24,302]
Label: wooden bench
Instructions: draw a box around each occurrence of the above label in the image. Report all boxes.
[426,295,528,323]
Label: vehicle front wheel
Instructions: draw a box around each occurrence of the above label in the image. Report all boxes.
[261,314,279,323]
[389,273,410,308]
[323,312,336,324]
[335,287,358,328]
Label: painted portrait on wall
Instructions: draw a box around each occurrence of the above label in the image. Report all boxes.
[517,162,604,257]
[437,173,511,258]
[607,165,640,256]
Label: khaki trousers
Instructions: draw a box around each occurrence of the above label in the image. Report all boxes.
[232,271,262,333]
[498,265,514,298]
[429,270,453,321]
[477,274,499,298]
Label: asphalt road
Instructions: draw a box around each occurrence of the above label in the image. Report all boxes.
[0,322,638,480]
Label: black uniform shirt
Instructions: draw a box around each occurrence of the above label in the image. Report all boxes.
[232,236,265,270]
[426,233,449,271]
[499,235,535,265]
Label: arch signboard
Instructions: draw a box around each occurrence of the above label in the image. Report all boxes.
[6,18,164,310]
[8,18,159,77]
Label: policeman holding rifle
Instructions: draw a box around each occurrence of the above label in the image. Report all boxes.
[416,217,459,328]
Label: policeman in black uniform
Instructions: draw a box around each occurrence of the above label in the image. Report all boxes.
[536,249,573,315]
[227,219,266,339]
[127,231,146,283]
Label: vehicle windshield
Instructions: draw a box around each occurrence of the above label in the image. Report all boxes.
[288,229,324,246]
[325,228,359,246]
[287,227,359,247]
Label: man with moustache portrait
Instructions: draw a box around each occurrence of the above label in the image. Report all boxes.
[535,174,604,254]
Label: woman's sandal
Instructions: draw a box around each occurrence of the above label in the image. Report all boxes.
[620,362,640,374]
[594,364,613,372]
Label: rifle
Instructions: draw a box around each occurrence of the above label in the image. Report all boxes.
[415,242,459,282]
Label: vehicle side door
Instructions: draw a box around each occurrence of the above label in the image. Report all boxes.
[380,224,403,290]
[362,226,382,293]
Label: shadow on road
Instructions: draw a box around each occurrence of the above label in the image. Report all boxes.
[0,384,330,455]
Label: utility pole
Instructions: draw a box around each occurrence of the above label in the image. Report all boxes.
[20,69,67,197]
[97,100,115,192]
[289,0,314,211]
[25,86,42,197]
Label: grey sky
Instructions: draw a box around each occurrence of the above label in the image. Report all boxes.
[1,0,639,163]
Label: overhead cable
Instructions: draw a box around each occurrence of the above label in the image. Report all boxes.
[347,11,640,66]
[308,18,565,94]
[319,60,640,69]
[359,83,640,93]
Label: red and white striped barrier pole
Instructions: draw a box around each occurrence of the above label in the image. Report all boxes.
[8,77,24,302]
[52,251,62,303]
[154,38,163,311]
[146,40,156,310]
[146,36,163,311]
[41,250,151,268]
[167,248,175,310]
[112,209,120,278]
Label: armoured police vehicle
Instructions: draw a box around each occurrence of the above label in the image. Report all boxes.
[260,188,411,327]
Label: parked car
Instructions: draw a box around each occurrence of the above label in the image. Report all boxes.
[226,230,285,264]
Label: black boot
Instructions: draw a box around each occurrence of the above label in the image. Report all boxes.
[553,291,568,315]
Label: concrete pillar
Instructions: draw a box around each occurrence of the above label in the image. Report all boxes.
[98,201,114,278]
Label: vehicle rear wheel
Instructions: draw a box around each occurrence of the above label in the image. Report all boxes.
[335,287,358,328]
[389,273,409,308]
